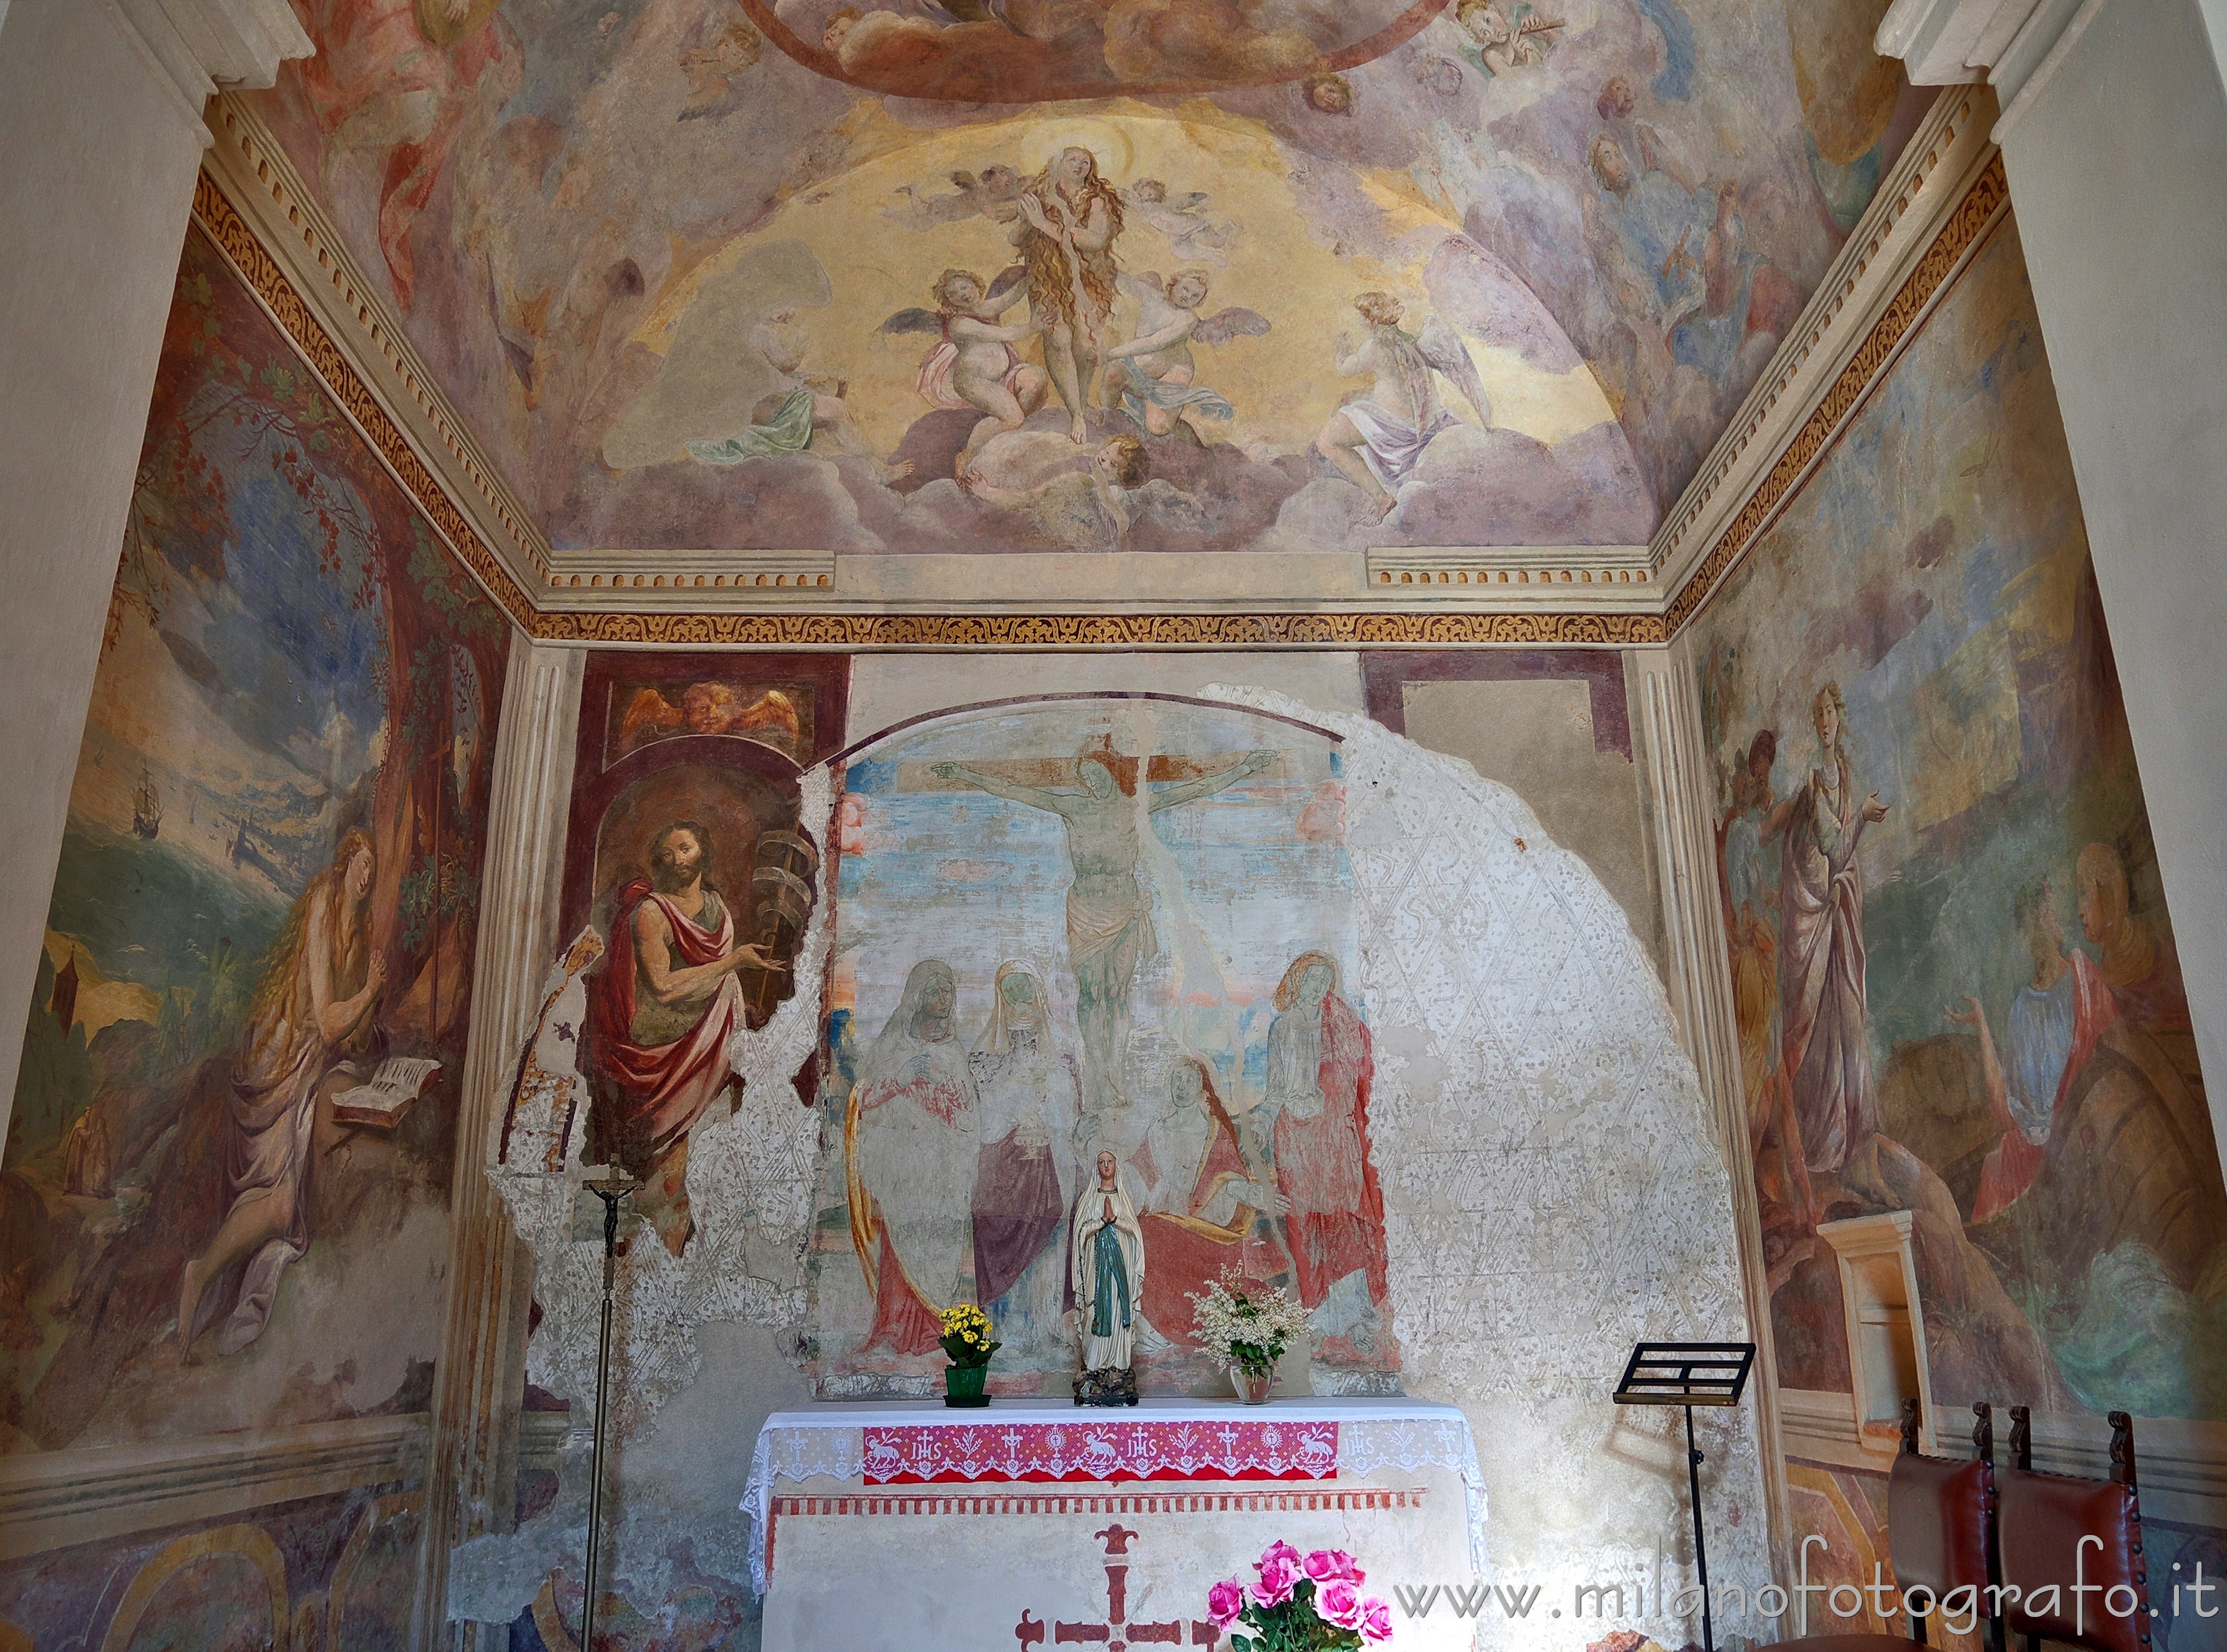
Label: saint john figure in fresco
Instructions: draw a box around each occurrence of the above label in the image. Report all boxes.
[931,742,1274,1126]
[1011,146,1126,442]
[1761,682,1889,1220]
[967,960,1082,1351]
[1261,951,1392,1357]
[179,830,387,1357]
[587,821,783,1257]
[848,959,979,1357]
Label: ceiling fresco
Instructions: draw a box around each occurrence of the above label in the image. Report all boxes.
[256,0,1921,558]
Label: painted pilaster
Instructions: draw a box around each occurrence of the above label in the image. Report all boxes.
[1629,639,1792,1588]
[418,636,584,1650]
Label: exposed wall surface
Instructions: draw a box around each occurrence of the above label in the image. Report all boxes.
[0,226,511,1642]
[1361,650,1664,969]
[1995,0,2227,1194]
[0,0,212,1142]
[1692,211,2227,1634]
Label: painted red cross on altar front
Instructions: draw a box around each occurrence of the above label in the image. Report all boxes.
[1013,1525,1222,1652]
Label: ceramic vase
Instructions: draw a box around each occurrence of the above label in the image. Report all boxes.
[945,1364,991,1407]
[1231,1366,1275,1403]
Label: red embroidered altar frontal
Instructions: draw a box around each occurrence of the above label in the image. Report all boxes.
[861,1419,1340,1484]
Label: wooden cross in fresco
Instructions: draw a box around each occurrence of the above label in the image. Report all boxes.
[1012,1524,1223,1652]
[896,752,1286,794]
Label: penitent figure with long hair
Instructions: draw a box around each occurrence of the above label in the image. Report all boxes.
[178,829,385,1358]
[1010,145,1125,443]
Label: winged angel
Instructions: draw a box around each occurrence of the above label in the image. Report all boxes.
[1121,180,1239,265]
[1317,290,1493,520]
[880,264,1050,478]
[1104,270,1269,436]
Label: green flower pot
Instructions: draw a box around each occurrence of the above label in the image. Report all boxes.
[945,1364,991,1407]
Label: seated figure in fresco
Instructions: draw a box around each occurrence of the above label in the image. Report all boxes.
[587,821,784,1257]
[1259,951,1393,1360]
[1133,1057,1284,1347]
[2077,841,2201,1090]
[1950,871,2226,1297]
[1947,879,2120,1223]
[847,959,979,1358]
[967,962,1083,1355]
[179,830,387,1357]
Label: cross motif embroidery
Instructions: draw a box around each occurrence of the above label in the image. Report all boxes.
[1013,1525,1221,1652]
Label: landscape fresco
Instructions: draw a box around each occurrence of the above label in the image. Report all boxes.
[254,0,1924,553]
[0,227,509,1459]
[808,697,1397,1394]
[1695,218,2227,1426]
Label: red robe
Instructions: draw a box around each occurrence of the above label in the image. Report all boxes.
[587,881,741,1171]
[1138,1114,1275,1345]
[1274,992,1391,1310]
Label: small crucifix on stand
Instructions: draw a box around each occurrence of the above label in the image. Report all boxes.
[1612,1340,1756,1652]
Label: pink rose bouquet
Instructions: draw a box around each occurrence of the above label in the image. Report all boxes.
[1209,1539,1393,1649]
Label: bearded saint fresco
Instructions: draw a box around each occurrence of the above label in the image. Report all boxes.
[586,820,785,1255]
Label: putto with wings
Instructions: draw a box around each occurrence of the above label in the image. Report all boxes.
[880,264,1052,479]
[1120,179,1240,265]
[1102,269,1271,436]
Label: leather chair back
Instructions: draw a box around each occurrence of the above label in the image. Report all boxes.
[1998,1463,2149,1652]
[1888,1453,1996,1602]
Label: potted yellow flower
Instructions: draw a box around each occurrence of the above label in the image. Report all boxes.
[939,1305,1001,1407]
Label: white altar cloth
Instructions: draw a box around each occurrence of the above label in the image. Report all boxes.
[740,1397,1487,1597]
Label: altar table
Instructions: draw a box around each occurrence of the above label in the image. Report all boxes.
[742,1398,1486,1652]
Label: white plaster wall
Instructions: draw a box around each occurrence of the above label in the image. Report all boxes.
[0,0,207,1134]
[843,651,1365,747]
[1999,0,2227,1173]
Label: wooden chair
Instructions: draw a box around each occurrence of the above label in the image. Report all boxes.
[1996,1406,2152,1652]
[1755,1400,2003,1652]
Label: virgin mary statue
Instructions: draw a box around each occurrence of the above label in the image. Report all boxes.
[847,959,978,1357]
[1071,1147,1144,1380]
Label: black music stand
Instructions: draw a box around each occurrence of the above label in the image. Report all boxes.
[1612,1341,1756,1652]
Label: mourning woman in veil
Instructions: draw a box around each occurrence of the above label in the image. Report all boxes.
[846,959,978,1357]
[967,961,1082,1352]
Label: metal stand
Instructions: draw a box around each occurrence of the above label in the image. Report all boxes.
[579,1170,638,1652]
[1612,1342,1756,1652]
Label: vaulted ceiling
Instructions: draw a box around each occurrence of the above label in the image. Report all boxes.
[251,0,1922,561]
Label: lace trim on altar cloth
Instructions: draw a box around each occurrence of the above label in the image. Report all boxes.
[739,1407,1488,1596]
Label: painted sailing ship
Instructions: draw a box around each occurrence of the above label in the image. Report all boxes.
[131,764,162,840]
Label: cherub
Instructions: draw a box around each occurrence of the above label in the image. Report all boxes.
[1103,269,1268,437]
[1120,179,1239,266]
[678,18,763,121]
[1303,73,1354,115]
[1453,0,1561,74]
[886,163,1026,232]
[1316,290,1492,521]
[880,267,1049,479]
[961,436,1149,551]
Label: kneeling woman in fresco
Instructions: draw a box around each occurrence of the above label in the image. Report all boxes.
[177,830,385,1358]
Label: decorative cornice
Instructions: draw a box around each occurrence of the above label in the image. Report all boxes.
[527,610,1670,647]
[1646,87,1994,605]
[201,98,553,590]
[1877,0,2103,138]
[1662,151,2011,636]
[0,1414,427,1560]
[188,168,542,633]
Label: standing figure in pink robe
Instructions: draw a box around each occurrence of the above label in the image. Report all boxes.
[1262,953,1392,1359]
[1763,682,1889,1219]
[587,821,783,1257]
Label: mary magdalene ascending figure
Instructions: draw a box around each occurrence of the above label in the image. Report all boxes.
[847,959,979,1358]
[178,829,387,1357]
[1135,1057,1284,1347]
[1010,145,1125,443]
[1071,1147,1144,1376]
[1761,682,1889,1219]
[1262,951,1392,1355]
[967,961,1082,1352]
[585,821,782,1257]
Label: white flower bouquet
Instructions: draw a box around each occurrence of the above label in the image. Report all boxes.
[1188,1268,1311,1378]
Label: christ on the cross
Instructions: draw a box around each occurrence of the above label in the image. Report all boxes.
[930,741,1273,1124]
